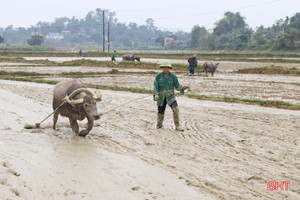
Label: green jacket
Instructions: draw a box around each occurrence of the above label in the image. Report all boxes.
[111,53,116,61]
[153,72,183,106]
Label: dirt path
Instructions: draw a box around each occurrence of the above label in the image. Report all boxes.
[0,80,299,199]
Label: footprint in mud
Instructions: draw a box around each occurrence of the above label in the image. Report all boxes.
[8,168,20,177]
[0,177,8,185]
[30,129,44,134]
[1,162,22,197]
[2,161,21,177]
[2,161,8,168]
[131,186,140,191]
[51,128,76,138]
[11,188,21,197]
[64,189,77,196]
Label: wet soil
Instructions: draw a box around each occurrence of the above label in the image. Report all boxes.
[0,57,299,199]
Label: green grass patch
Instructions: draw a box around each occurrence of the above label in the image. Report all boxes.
[0,46,55,51]
[213,57,300,63]
[2,50,300,60]
[0,76,59,85]
[61,69,157,76]
[185,93,300,110]
[0,57,57,65]
[236,65,300,75]
[0,69,156,78]
[59,59,191,71]
[0,71,50,76]
[86,83,153,94]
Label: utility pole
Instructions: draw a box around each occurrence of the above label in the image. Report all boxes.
[102,10,105,52]
[107,21,110,52]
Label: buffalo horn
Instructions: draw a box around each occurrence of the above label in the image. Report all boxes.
[66,88,93,105]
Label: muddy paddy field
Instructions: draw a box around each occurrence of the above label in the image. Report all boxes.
[0,55,300,199]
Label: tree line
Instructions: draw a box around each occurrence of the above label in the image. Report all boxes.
[0,9,299,51]
[190,12,300,51]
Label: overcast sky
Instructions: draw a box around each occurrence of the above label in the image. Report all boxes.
[0,0,299,31]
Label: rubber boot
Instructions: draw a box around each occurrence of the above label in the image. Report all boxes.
[157,114,164,129]
[172,107,184,131]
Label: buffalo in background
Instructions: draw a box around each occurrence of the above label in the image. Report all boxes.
[122,54,140,62]
[203,61,219,76]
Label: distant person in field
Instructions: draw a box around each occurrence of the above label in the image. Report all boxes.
[111,50,116,62]
[79,49,82,57]
[188,54,197,75]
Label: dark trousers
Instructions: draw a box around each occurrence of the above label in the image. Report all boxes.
[158,98,178,115]
[189,66,195,74]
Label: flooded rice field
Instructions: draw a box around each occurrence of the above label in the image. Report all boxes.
[0,57,299,199]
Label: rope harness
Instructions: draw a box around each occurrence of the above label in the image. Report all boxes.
[26,87,190,129]
[101,87,190,115]
[32,99,67,128]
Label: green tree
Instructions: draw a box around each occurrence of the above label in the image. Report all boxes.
[27,35,44,46]
[253,25,273,45]
[289,13,300,29]
[213,11,251,49]
[155,37,165,46]
[285,29,300,48]
[145,18,155,31]
[238,35,248,43]
[0,35,4,43]
[214,12,248,35]
[190,25,201,49]
[206,35,217,50]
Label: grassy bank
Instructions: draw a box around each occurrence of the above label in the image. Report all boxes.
[0,57,57,65]
[0,46,56,51]
[236,65,300,76]
[1,51,300,60]
[60,59,191,71]
[185,93,300,110]
[0,70,157,78]
[214,57,300,63]
[0,57,194,71]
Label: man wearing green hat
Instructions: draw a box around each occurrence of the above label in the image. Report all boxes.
[153,61,186,131]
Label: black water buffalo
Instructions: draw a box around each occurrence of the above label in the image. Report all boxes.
[203,61,219,76]
[52,80,102,136]
[122,54,140,62]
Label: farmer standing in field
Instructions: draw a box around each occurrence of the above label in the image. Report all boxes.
[79,49,82,57]
[188,54,197,75]
[111,50,116,62]
[154,61,188,131]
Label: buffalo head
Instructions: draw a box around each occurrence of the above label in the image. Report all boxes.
[135,56,140,62]
[65,88,102,121]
